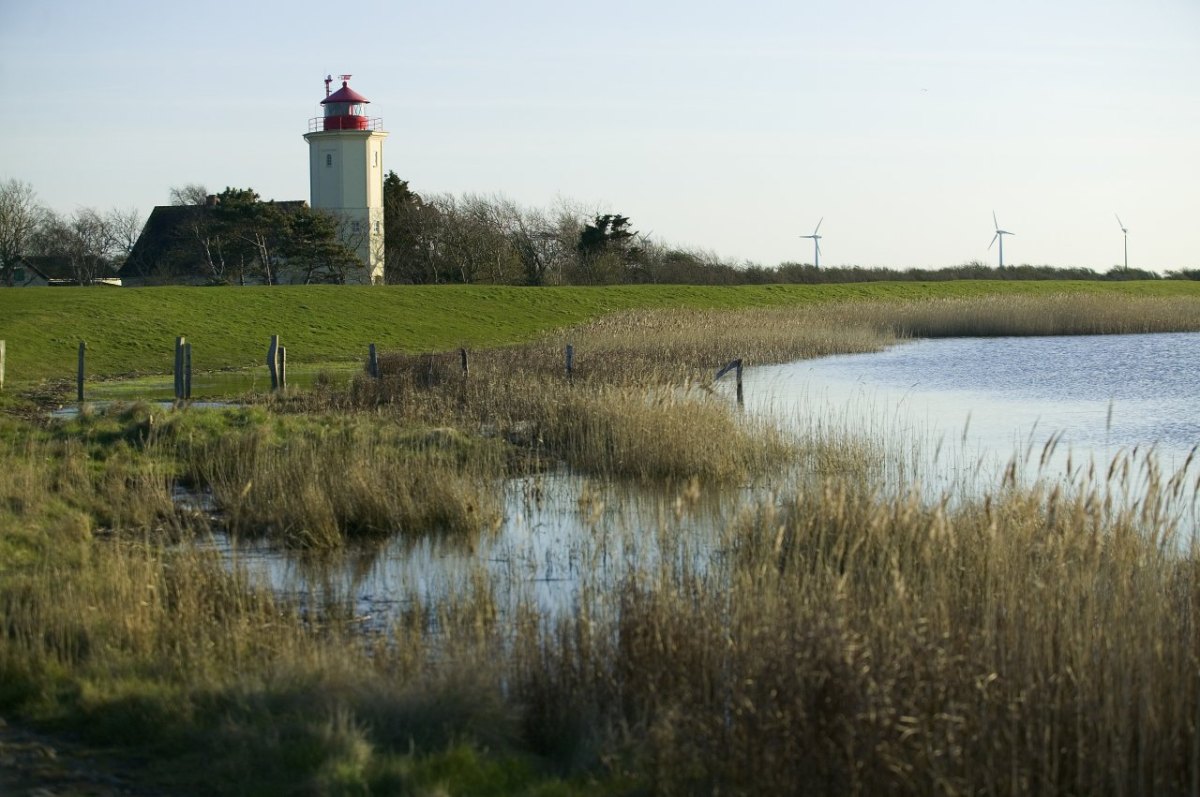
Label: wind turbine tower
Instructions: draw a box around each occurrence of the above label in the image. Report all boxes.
[989,211,1014,268]
[800,218,824,268]
[1116,214,1129,271]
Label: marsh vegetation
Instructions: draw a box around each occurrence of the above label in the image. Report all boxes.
[3,291,1200,794]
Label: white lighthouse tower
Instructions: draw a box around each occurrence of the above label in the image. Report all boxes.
[303,75,388,284]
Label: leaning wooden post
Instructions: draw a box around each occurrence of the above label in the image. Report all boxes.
[174,336,186,399]
[266,335,279,390]
[184,342,193,399]
[460,347,469,376]
[77,341,87,402]
[277,346,287,391]
[715,358,744,409]
[368,343,379,379]
[565,344,574,380]
[0,339,5,392]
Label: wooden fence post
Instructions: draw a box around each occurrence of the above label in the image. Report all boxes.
[77,341,87,402]
[368,343,379,379]
[716,358,744,408]
[267,335,279,390]
[460,347,469,376]
[0,339,5,392]
[565,344,574,380]
[184,342,193,399]
[278,346,287,391]
[174,336,186,399]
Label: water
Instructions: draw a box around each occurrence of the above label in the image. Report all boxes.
[209,474,740,632]
[744,332,1200,495]
[210,332,1200,625]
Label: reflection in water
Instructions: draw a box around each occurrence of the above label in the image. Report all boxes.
[215,332,1200,627]
[215,473,745,633]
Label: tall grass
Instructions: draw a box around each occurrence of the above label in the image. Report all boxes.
[191,420,503,548]
[4,296,1200,792]
[510,460,1200,794]
[8,443,1195,793]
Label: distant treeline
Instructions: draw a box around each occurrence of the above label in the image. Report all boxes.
[384,174,1198,287]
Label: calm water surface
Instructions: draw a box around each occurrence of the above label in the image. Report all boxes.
[744,331,1200,492]
[217,332,1200,624]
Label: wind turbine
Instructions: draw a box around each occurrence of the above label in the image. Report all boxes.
[989,211,1014,268]
[800,218,823,268]
[1115,213,1128,270]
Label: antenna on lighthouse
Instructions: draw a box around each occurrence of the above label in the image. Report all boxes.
[339,74,353,84]
[324,74,332,97]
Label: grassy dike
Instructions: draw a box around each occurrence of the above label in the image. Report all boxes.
[3,280,1200,383]
[3,284,1200,794]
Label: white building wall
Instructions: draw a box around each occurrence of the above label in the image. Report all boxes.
[303,129,388,284]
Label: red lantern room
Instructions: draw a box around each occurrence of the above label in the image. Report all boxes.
[320,74,372,131]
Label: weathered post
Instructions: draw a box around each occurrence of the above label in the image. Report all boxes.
[184,342,193,399]
[565,344,574,380]
[460,347,469,376]
[715,358,744,409]
[174,336,186,399]
[368,343,379,379]
[278,346,287,391]
[0,339,5,392]
[267,335,279,390]
[77,341,87,402]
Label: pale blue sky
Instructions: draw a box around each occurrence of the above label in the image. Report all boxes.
[2,0,1197,271]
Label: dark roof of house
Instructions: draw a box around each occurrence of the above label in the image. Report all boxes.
[19,255,120,282]
[119,200,307,281]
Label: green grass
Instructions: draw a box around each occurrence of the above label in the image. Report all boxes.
[4,281,1200,383]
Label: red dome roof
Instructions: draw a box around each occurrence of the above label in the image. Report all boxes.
[322,81,370,105]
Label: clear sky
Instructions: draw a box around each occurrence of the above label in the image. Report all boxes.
[2,0,1197,271]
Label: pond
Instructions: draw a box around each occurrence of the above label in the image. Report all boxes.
[744,331,1200,497]
[213,332,1200,625]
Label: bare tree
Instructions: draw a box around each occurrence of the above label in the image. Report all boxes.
[0,179,46,286]
[37,207,120,285]
[168,183,210,206]
[105,206,143,264]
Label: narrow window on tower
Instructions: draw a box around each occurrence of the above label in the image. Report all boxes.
[325,153,333,167]
[373,151,378,167]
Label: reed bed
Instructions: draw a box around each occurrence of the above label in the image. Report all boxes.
[6,443,1197,793]
[190,419,504,549]
[861,292,1200,338]
[509,460,1200,795]
[5,294,1200,792]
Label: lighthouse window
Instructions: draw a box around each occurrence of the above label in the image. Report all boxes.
[373,151,378,167]
[325,153,332,167]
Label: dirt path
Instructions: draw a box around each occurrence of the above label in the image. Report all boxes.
[0,717,163,796]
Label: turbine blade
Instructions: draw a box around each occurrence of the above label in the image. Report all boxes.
[816,241,822,257]
[993,210,999,230]
[814,217,823,235]
[1115,213,1126,232]
[988,233,998,250]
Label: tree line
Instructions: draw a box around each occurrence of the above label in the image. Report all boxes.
[0,178,140,286]
[4,174,1196,287]
[381,173,1194,286]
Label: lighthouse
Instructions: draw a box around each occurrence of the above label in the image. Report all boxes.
[303,75,388,284]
